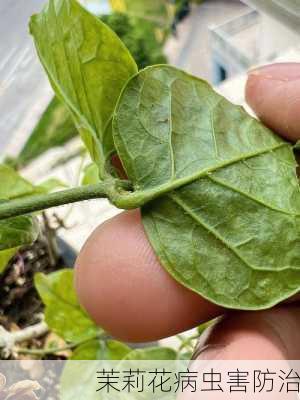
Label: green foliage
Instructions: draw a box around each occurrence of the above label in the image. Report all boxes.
[30,0,138,176]
[101,12,167,70]
[35,270,101,342]
[0,164,40,271]
[0,247,20,274]
[61,343,177,399]
[123,347,177,361]
[17,97,76,168]
[71,339,131,360]
[60,361,99,400]
[113,65,300,309]
[81,163,100,186]
[110,0,173,28]
[0,217,39,252]
[35,178,68,193]
[0,164,35,200]
[0,164,68,271]
[3,0,299,328]
[16,2,168,171]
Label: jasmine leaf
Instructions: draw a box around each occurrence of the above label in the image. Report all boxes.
[17,96,76,167]
[71,339,131,360]
[0,217,39,252]
[35,270,101,342]
[123,346,177,360]
[61,341,131,400]
[81,163,99,186]
[110,0,174,28]
[0,165,39,263]
[114,65,300,310]
[35,178,68,193]
[0,164,35,200]
[30,0,137,176]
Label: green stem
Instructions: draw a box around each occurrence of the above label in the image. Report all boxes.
[17,333,105,356]
[0,182,117,221]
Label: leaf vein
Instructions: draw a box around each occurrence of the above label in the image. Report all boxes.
[169,192,298,272]
[207,174,300,217]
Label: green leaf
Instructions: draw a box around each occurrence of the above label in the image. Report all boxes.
[81,163,100,186]
[0,163,66,198]
[60,361,99,400]
[30,0,138,176]
[35,178,68,193]
[61,341,131,400]
[110,0,173,29]
[113,65,300,310]
[123,346,177,361]
[35,270,100,342]
[0,165,39,257]
[0,247,19,274]
[0,164,35,200]
[17,96,77,167]
[101,12,167,70]
[0,217,39,251]
[71,339,131,360]
[61,345,177,400]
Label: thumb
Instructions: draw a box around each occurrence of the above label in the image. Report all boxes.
[246,63,300,142]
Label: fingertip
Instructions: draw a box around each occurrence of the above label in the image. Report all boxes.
[75,210,221,342]
[193,306,300,360]
[246,63,300,141]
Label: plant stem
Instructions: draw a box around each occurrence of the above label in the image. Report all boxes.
[17,333,105,356]
[0,182,116,221]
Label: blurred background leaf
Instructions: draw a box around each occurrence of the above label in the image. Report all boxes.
[15,97,77,169]
[11,7,169,171]
[35,269,102,342]
[71,339,131,360]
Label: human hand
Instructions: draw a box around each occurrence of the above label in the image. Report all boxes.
[75,63,300,360]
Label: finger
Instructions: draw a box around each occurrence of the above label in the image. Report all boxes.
[246,63,300,141]
[179,306,300,400]
[193,306,300,361]
[75,210,222,342]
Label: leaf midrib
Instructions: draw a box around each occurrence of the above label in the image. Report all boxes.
[124,141,289,207]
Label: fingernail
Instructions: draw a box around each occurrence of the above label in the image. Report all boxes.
[248,63,300,82]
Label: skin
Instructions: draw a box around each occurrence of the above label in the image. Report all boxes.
[76,63,300,359]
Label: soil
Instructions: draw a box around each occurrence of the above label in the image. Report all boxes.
[0,238,62,330]
[0,221,72,397]
[0,215,77,364]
